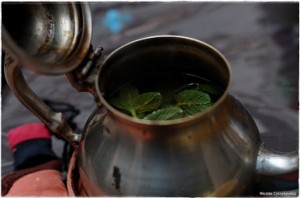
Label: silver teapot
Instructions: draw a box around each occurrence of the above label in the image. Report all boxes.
[2,2,298,196]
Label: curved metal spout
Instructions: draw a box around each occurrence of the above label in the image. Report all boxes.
[256,145,298,175]
[255,145,299,191]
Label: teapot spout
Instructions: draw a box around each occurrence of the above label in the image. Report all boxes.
[255,145,299,191]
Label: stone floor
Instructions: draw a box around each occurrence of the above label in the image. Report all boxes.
[1,2,299,195]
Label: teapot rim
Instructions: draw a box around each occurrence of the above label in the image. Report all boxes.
[96,35,232,126]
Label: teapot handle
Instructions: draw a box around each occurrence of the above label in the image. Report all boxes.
[255,145,299,192]
[4,54,81,148]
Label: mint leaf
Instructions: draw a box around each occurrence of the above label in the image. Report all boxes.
[160,83,199,106]
[144,106,183,120]
[110,84,139,117]
[198,83,223,95]
[136,92,162,113]
[175,90,212,115]
[110,83,162,118]
[110,82,218,119]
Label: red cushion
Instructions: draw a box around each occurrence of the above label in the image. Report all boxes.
[7,123,51,150]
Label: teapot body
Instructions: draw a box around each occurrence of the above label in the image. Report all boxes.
[77,36,261,196]
[2,3,298,196]
[78,94,261,196]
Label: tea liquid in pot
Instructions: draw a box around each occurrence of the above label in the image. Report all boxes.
[2,2,298,196]
[108,72,223,120]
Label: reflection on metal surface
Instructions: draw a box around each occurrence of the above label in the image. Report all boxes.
[256,146,298,175]
[4,54,81,148]
[2,2,92,74]
[255,145,299,192]
[2,2,298,196]
[78,36,297,196]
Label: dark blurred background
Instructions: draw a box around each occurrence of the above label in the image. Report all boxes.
[2,2,298,190]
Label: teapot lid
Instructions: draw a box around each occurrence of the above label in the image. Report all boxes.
[2,2,92,75]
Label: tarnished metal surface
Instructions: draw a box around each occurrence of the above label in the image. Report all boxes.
[1,2,298,195]
[256,145,298,175]
[78,35,257,196]
[3,55,79,147]
[2,2,92,74]
[75,35,297,196]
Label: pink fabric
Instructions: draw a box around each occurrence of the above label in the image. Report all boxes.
[7,123,51,150]
[6,169,68,196]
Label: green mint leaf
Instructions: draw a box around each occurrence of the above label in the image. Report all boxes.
[110,84,162,118]
[175,90,212,115]
[119,83,139,103]
[144,106,183,120]
[136,92,162,113]
[160,83,199,106]
[110,84,140,117]
[198,83,223,95]
[110,97,136,116]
